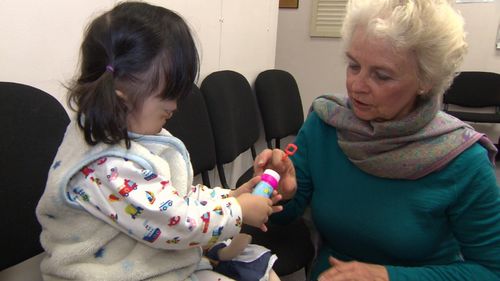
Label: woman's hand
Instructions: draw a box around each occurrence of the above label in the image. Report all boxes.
[318,257,389,281]
[254,148,297,200]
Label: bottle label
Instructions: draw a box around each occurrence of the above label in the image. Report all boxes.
[252,182,273,198]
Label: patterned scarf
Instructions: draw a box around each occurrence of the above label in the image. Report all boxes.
[312,94,497,179]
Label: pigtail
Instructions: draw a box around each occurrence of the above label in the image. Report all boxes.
[68,63,130,148]
[85,69,129,147]
[67,10,133,148]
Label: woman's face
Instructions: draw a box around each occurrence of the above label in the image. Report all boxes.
[125,91,177,135]
[345,28,422,121]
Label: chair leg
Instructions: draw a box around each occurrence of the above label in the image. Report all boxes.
[267,140,273,149]
[217,164,229,189]
[201,172,211,188]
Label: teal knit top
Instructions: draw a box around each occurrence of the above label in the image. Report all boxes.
[273,112,500,281]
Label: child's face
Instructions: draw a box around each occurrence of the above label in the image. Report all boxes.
[126,91,177,135]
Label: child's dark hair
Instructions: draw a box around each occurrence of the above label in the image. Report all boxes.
[68,2,199,148]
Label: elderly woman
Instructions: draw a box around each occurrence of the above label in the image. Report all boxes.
[256,0,500,280]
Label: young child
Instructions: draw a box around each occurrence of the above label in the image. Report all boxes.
[36,2,281,280]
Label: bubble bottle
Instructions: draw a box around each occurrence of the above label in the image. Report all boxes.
[252,169,280,198]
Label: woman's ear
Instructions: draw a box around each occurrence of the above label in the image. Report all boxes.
[417,81,433,96]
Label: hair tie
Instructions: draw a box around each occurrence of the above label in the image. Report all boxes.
[106,65,114,73]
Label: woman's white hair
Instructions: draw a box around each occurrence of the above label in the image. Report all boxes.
[341,0,467,98]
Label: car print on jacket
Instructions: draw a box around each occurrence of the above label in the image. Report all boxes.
[107,167,119,181]
[168,216,181,226]
[166,236,180,244]
[125,204,144,219]
[118,179,138,197]
[141,169,158,181]
[159,200,174,211]
[207,226,224,246]
[96,157,107,165]
[142,221,161,243]
[73,187,90,202]
[185,216,197,231]
[145,191,156,204]
[81,166,94,178]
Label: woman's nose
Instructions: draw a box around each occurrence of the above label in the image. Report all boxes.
[350,72,369,93]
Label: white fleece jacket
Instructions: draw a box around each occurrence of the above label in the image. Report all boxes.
[36,122,241,281]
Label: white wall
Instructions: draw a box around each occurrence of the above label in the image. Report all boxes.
[0,0,278,104]
[276,3,346,115]
[459,2,500,72]
[0,0,278,188]
[276,1,500,140]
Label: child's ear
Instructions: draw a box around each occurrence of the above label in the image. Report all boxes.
[115,90,128,101]
[115,90,132,109]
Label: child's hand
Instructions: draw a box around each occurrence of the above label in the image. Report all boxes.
[230,176,284,208]
[230,176,261,198]
[216,233,252,261]
[270,190,283,208]
[236,193,281,232]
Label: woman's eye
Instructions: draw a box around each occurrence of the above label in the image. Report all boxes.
[348,63,360,71]
[375,72,391,81]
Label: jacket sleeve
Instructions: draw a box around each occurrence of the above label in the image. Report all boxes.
[186,184,233,204]
[68,156,242,250]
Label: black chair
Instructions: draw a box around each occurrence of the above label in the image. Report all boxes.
[0,82,69,270]
[255,69,304,149]
[443,71,500,123]
[200,71,314,277]
[200,70,259,189]
[164,84,216,187]
[253,69,314,277]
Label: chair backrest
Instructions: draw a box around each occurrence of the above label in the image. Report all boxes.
[164,85,216,187]
[443,71,500,107]
[0,82,69,270]
[255,69,304,148]
[200,70,260,188]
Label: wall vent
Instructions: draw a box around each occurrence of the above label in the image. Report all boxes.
[310,0,348,38]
